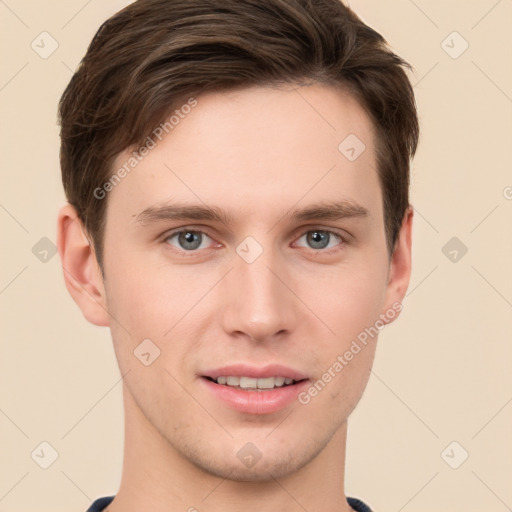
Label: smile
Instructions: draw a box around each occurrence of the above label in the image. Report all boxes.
[207,375,303,390]
[200,368,310,414]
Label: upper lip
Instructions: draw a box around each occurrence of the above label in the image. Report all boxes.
[201,364,309,381]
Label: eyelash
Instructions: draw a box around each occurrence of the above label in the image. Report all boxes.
[162,226,348,255]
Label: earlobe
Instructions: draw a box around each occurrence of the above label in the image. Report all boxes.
[57,203,110,327]
[380,205,413,325]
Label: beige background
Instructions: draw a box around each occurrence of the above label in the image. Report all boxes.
[1,1,511,511]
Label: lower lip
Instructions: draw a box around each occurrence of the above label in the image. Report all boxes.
[200,377,310,415]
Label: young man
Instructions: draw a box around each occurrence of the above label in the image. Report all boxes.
[57,1,419,511]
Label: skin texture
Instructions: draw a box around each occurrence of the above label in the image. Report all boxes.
[57,83,413,512]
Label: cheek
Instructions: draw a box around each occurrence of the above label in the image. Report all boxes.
[306,256,389,345]
[102,269,174,380]
[295,255,386,409]
[103,269,194,410]
[103,255,214,376]
[103,243,184,333]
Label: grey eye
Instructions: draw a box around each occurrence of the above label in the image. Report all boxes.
[298,230,341,250]
[307,231,330,249]
[167,230,210,251]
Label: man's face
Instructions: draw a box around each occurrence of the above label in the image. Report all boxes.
[100,84,404,480]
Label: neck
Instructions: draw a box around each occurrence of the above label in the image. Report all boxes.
[107,386,355,512]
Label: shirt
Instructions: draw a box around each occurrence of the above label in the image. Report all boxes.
[86,495,373,511]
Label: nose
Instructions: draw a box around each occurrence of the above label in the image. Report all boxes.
[220,243,297,343]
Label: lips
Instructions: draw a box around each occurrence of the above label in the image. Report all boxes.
[199,364,310,414]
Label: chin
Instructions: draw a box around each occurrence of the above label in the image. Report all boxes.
[196,458,298,483]
[183,440,321,483]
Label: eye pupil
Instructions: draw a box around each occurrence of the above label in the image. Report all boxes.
[178,231,202,250]
[307,230,330,249]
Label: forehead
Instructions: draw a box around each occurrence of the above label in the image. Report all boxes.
[107,83,380,225]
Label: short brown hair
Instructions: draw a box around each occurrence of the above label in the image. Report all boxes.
[58,0,419,267]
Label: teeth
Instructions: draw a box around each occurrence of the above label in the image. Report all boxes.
[253,377,274,389]
[226,376,239,386]
[274,377,286,387]
[240,376,258,389]
[213,376,296,389]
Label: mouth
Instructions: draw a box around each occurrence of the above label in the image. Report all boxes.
[199,364,310,414]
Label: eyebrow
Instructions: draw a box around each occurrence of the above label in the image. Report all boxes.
[135,200,369,226]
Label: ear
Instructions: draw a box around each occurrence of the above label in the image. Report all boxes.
[57,203,110,327]
[380,205,413,325]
